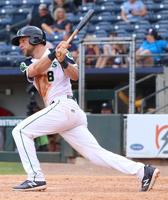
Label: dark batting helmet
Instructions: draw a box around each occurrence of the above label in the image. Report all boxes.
[11,26,46,46]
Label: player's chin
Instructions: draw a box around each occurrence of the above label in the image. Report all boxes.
[23,51,30,57]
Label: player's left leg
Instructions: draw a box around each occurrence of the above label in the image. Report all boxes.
[12,99,81,191]
[61,125,160,191]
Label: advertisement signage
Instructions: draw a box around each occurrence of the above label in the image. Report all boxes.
[127,114,168,158]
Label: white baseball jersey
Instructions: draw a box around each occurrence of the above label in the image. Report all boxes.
[20,48,76,106]
[13,47,145,185]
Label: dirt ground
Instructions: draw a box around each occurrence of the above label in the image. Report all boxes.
[0,159,168,200]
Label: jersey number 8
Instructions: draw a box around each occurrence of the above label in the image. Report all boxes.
[47,71,54,82]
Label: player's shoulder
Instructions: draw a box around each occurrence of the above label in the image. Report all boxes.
[20,57,32,73]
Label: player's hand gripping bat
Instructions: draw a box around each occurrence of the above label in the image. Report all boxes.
[56,9,94,62]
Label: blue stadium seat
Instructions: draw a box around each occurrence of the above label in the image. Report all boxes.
[66,13,75,22]
[0,43,12,54]
[157,11,168,20]
[116,31,130,37]
[6,0,23,6]
[17,7,31,14]
[113,0,124,4]
[160,31,168,40]
[146,3,165,12]
[12,13,28,24]
[145,12,163,23]
[135,39,143,49]
[134,21,150,31]
[154,20,168,29]
[91,12,116,23]
[96,0,112,5]
[103,1,114,7]
[0,5,17,14]
[0,56,11,66]
[132,32,145,40]
[95,4,114,13]
[111,4,121,14]
[115,21,135,33]
[39,0,51,4]
[22,0,40,5]
[153,0,164,3]
[95,30,108,38]
[0,1,6,6]
[78,3,95,13]
[0,15,12,25]
[88,21,112,34]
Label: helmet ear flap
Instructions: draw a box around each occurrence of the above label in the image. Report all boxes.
[29,35,41,45]
[29,34,46,45]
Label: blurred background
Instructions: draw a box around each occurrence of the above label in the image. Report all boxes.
[0,0,168,161]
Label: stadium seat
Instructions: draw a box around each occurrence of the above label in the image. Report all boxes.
[103,2,114,7]
[116,31,130,38]
[0,1,6,6]
[0,15,12,25]
[147,2,167,11]
[132,32,145,40]
[96,0,113,5]
[160,31,168,40]
[12,13,28,24]
[0,0,167,69]
[88,22,112,34]
[0,5,17,14]
[157,11,168,20]
[0,43,12,54]
[135,39,143,49]
[39,0,51,4]
[145,12,163,23]
[115,21,135,34]
[153,0,164,2]
[134,21,150,31]
[95,30,108,38]
[95,4,114,13]
[6,0,23,6]
[97,15,113,23]
[113,0,124,4]
[78,3,95,13]
[22,0,40,5]
[66,12,75,22]
[155,20,168,29]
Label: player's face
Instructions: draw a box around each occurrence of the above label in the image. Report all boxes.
[19,37,34,57]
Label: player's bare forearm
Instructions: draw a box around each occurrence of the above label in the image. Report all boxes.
[64,64,78,81]
[28,56,52,77]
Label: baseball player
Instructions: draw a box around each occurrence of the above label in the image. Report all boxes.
[11,26,159,192]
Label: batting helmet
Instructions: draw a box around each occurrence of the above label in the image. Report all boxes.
[11,26,46,46]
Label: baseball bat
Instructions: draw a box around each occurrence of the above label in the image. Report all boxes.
[66,9,94,44]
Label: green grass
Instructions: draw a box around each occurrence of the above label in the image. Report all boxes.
[0,162,25,174]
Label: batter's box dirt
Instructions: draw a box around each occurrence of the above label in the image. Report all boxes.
[0,162,168,200]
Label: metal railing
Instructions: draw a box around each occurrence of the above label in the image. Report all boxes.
[114,73,157,113]
[141,86,168,113]
[79,36,136,113]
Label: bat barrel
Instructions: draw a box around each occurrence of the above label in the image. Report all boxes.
[76,9,94,32]
[66,9,94,44]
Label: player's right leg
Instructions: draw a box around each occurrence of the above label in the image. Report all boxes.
[61,125,160,191]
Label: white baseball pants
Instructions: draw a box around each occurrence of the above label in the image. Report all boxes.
[12,95,144,182]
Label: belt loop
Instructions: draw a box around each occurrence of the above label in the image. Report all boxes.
[67,95,76,101]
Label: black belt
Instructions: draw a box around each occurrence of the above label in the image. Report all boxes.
[50,95,76,104]
[67,95,76,101]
